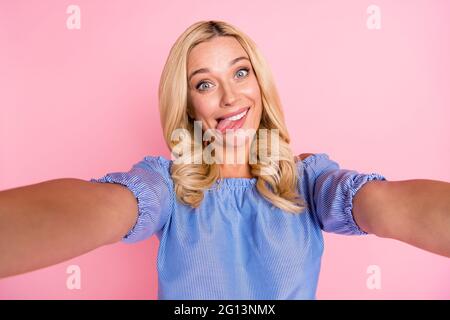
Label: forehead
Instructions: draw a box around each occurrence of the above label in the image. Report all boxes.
[187,36,248,70]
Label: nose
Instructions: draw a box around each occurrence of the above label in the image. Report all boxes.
[220,82,238,108]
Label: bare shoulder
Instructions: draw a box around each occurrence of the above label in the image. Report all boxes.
[295,153,315,162]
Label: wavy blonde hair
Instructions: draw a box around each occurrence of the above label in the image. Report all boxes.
[158,20,307,213]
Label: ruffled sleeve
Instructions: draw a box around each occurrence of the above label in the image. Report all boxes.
[298,153,387,235]
[89,156,174,243]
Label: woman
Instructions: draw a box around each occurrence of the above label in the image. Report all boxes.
[0,20,449,299]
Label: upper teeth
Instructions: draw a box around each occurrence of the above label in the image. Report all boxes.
[224,109,248,121]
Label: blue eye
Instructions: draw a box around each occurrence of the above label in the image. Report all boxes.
[195,67,250,92]
[236,68,249,78]
[196,82,212,91]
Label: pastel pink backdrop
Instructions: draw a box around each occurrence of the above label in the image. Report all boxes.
[0,0,449,299]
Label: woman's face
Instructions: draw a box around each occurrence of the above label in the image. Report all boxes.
[187,36,263,146]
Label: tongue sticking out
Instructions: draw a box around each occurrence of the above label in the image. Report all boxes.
[216,118,234,133]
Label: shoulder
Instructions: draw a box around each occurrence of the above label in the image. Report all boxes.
[141,155,172,171]
[133,155,174,187]
[295,153,315,162]
[295,153,340,176]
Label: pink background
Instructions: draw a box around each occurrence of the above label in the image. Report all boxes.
[1,0,449,299]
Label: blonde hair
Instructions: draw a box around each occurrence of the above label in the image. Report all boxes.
[158,20,307,213]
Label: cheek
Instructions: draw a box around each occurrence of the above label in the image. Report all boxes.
[190,104,218,130]
[249,82,263,122]
[242,78,262,103]
[190,98,214,120]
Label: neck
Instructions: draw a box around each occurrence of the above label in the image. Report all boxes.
[217,143,253,178]
[218,163,253,178]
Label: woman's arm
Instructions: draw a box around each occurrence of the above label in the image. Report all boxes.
[352,179,450,257]
[0,178,138,278]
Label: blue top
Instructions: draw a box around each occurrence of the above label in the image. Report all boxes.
[90,153,387,299]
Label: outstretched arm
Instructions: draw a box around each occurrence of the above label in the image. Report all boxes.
[352,179,450,257]
[0,178,138,278]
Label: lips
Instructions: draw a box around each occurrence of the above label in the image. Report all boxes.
[216,107,250,121]
[216,107,250,133]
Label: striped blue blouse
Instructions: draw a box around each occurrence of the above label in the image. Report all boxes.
[90,153,387,299]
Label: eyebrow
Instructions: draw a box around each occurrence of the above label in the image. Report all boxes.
[188,56,250,82]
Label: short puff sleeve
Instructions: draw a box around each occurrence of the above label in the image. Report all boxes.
[299,153,387,235]
[89,156,174,243]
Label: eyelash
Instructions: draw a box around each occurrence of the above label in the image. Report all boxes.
[195,67,250,91]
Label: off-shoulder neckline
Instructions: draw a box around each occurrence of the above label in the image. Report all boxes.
[151,153,330,188]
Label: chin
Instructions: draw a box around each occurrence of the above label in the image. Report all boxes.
[221,128,255,149]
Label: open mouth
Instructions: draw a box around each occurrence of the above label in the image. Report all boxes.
[215,107,250,133]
